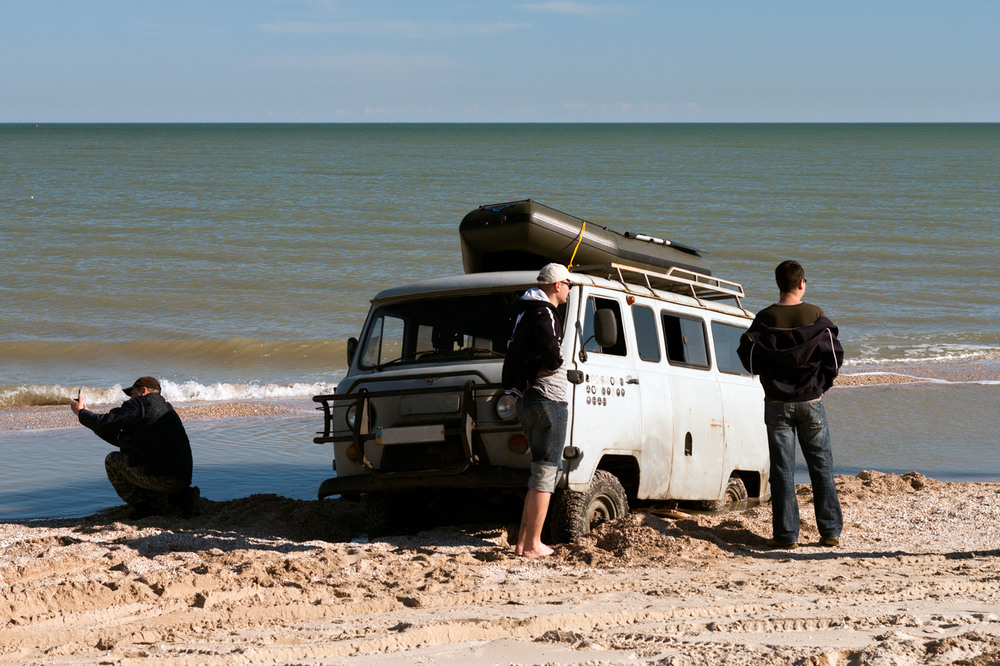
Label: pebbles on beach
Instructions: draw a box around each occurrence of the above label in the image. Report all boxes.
[0,401,302,432]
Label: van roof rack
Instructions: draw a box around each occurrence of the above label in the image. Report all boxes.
[574,262,746,307]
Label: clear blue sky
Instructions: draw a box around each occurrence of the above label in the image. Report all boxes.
[2,0,998,123]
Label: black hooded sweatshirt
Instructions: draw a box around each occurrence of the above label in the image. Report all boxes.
[737,316,844,402]
[78,392,193,482]
[502,294,563,398]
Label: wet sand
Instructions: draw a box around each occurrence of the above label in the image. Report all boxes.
[2,471,1000,664]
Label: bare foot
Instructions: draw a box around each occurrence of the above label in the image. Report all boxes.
[517,543,555,559]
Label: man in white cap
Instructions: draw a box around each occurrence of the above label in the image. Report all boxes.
[502,263,572,557]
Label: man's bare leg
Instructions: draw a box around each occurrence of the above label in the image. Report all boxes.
[515,488,554,558]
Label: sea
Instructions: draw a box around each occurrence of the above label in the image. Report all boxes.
[2,123,998,521]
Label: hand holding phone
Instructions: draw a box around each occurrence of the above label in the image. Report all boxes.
[71,388,85,415]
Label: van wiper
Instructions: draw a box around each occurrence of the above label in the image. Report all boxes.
[374,357,410,371]
[431,348,505,360]
[465,348,505,359]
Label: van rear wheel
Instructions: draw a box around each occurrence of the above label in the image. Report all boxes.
[700,475,749,512]
[550,470,629,543]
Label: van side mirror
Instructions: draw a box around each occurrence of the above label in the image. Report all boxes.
[346,337,358,366]
[594,308,618,348]
[579,308,619,363]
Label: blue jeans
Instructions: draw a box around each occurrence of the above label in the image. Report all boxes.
[764,399,842,543]
[515,390,568,493]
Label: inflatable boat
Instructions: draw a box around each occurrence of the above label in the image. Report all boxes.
[459,200,711,277]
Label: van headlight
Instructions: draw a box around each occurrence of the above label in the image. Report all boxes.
[346,404,357,428]
[495,394,518,421]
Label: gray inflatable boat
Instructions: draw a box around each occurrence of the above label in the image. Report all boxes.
[459,200,711,276]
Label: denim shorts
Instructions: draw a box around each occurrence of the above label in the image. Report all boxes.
[515,391,568,493]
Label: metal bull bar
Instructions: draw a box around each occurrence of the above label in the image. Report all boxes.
[314,375,520,465]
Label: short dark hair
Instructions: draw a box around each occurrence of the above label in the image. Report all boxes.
[774,260,805,293]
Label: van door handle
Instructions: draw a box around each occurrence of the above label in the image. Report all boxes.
[626,377,640,385]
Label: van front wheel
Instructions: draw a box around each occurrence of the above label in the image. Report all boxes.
[550,470,629,543]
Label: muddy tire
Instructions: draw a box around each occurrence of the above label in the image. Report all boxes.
[700,475,749,512]
[362,493,413,537]
[550,470,629,543]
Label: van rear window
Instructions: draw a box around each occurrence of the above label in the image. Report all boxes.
[711,322,752,376]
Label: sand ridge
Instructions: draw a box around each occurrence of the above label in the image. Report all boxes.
[2,471,1000,664]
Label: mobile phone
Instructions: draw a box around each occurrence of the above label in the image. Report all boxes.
[76,388,82,401]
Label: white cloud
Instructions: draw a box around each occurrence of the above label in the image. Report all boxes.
[260,19,527,37]
[561,101,670,114]
[259,51,460,77]
[515,2,625,18]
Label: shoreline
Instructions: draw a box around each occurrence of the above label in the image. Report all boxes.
[837,358,1000,385]
[2,471,999,664]
[0,398,316,433]
[2,360,998,434]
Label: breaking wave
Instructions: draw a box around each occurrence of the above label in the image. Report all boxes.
[0,378,342,408]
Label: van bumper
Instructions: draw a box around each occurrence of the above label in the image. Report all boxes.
[318,466,530,499]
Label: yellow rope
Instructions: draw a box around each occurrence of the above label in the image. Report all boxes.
[568,220,586,267]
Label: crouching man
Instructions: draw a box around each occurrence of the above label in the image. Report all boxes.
[71,376,198,519]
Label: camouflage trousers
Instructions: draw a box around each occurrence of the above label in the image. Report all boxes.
[105,451,188,506]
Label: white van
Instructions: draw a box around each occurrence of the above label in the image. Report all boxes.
[314,255,770,540]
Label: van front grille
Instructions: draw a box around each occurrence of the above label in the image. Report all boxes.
[379,437,466,472]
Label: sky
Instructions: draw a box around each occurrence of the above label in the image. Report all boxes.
[2,0,998,123]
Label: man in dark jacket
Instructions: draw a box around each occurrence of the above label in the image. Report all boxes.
[71,376,198,519]
[738,261,844,549]
[503,263,572,558]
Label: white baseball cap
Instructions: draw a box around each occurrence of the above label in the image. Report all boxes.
[536,263,571,284]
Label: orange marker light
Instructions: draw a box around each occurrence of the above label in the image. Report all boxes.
[508,435,529,454]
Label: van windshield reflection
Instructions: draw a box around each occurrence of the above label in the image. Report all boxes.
[359,292,523,370]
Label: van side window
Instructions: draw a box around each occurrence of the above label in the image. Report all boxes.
[661,312,710,368]
[631,305,661,362]
[582,296,627,356]
[711,322,752,376]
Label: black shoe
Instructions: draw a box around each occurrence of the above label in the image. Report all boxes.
[767,538,798,549]
[170,486,201,518]
[128,501,159,520]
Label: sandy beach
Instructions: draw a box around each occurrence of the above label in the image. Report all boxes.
[1,470,999,665]
[3,367,1000,664]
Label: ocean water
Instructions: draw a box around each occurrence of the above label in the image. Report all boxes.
[1,123,998,519]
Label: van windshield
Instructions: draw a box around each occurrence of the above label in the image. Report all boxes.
[359,291,526,370]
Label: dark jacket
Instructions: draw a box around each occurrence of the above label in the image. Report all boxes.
[502,293,563,397]
[738,316,844,402]
[79,393,193,482]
